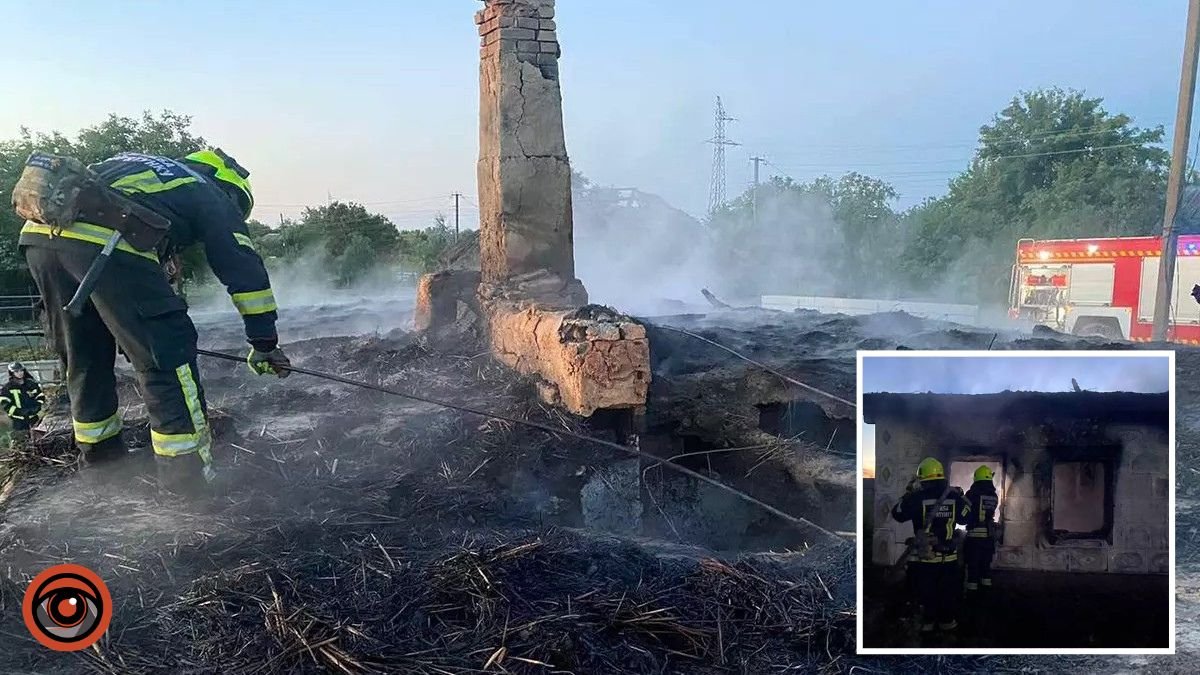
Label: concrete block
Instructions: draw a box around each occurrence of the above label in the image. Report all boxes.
[874,496,894,525]
[1068,547,1108,573]
[1110,550,1148,573]
[500,27,536,40]
[535,54,559,67]
[1037,548,1070,571]
[1154,476,1169,499]
[518,40,541,53]
[487,304,649,416]
[515,17,540,30]
[539,4,555,18]
[1001,520,1039,547]
[1006,496,1040,522]
[1117,524,1151,549]
[1117,473,1153,501]
[994,546,1031,570]
[540,19,557,30]
[619,322,646,340]
[1148,525,1169,551]
[538,30,558,41]
[540,41,558,53]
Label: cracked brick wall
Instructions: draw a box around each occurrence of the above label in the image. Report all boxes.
[476,0,576,289]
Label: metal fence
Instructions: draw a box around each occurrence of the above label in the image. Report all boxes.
[0,294,40,326]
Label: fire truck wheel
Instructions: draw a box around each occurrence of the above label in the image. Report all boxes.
[1072,318,1123,340]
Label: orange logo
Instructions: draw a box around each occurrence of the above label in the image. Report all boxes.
[22,564,112,651]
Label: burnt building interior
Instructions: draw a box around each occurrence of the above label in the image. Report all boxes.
[863,390,1170,648]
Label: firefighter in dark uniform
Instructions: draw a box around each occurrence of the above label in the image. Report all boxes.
[963,465,999,593]
[892,457,971,634]
[19,149,291,493]
[1,361,46,448]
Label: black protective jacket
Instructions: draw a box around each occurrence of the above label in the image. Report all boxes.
[964,480,999,540]
[19,152,278,348]
[0,375,45,421]
[892,479,971,561]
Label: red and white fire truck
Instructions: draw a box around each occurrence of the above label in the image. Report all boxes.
[1010,235,1200,343]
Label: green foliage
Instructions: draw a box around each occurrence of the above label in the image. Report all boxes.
[396,214,455,273]
[898,87,1168,302]
[0,111,205,292]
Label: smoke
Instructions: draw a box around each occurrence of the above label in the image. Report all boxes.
[187,253,418,344]
[861,355,1171,394]
[572,184,849,315]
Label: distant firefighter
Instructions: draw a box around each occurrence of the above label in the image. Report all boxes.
[892,457,971,634]
[964,465,1000,593]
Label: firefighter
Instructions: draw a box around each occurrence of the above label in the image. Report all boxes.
[18,149,291,495]
[963,465,999,593]
[1,362,46,449]
[891,457,971,634]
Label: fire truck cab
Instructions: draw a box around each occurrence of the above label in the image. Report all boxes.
[1010,235,1200,343]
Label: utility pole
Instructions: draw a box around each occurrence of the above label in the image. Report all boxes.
[451,192,462,242]
[750,155,765,229]
[1153,0,1200,341]
[707,97,739,217]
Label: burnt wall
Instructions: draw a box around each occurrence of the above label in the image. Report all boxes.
[869,392,1169,575]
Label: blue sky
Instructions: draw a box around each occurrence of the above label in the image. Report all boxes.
[1,1,1190,225]
[860,354,1171,473]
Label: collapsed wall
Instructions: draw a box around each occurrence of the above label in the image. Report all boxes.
[865,392,1170,575]
[416,0,649,417]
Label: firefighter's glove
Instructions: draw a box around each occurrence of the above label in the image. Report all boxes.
[247,347,291,378]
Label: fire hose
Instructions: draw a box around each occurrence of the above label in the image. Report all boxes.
[196,348,854,543]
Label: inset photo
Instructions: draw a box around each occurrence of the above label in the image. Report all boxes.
[857,350,1174,654]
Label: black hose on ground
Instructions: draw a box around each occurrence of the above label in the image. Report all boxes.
[196,348,855,543]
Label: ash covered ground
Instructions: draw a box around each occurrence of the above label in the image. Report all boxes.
[0,293,1195,673]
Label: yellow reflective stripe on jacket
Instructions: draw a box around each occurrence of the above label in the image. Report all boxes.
[231,288,277,316]
[73,412,123,444]
[22,221,159,262]
[109,169,198,195]
[233,232,256,251]
[150,365,212,464]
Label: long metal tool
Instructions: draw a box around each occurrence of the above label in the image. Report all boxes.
[64,231,123,317]
[196,347,854,542]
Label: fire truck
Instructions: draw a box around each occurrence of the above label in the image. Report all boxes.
[1010,235,1200,343]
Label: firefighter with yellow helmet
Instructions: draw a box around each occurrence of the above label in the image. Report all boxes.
[17,148,291,495]
[963,465,1000,593]
[891,456,971,634]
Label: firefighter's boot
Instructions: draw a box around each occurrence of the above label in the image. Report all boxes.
[82,435,128,465]
[155,454,217,498]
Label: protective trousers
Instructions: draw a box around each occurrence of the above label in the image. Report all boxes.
[914,558,960,631]
[23,241,212,468]
[964,538,996,591]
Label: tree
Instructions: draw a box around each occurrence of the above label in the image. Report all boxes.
[707,173,900,297]
[899,88,1169,302]
[298,202,400,260]
[0,111,206,291]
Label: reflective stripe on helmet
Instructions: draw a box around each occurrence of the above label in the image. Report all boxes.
[183,148,254,216]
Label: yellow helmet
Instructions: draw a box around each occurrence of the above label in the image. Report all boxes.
[182,148,254,219]
[916,457,944,482]
[974,465,995,482]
